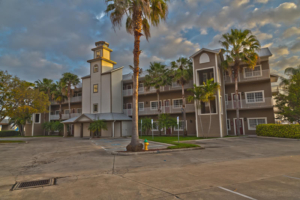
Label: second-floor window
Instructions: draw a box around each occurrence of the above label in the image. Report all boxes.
[139,83,144,92]
[138,102,144,111]
[64,109,70,114]
[173,99,183,108]
[150,101,161,110]
[93,84,98,93]
[198,68,214,85]
[244,65,262,78]
[245,91,264,103]
[93,104,98,113]
[93,65,99,73]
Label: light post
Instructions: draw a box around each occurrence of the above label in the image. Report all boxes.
[151,119,153,140]
[177,116,179,144]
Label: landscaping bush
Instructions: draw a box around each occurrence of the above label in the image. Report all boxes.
[0,130,20,137]
[256,124,300,139]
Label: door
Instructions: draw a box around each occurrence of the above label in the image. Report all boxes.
[164,100,170,113]
[127,103,132,116]
[166,128,171,135]
[235,119,244,135]
[232,93,241,109]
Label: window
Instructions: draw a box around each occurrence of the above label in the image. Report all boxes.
[225,94,228,105]
[139,83,144,92]
[227,119,231,130]
[173,99,183,108]
[64,109,70,114]
[55,110,60,115]
[172,82,180,88]
[96,51,101,58]
[244,65,262,78]
[174,120,187,131]
[34,114,40,123]
[203,73,208,83]
[138,102,144,111]
[150,101,161,110]
[77,108,82,114]
[152,121,159,131]
[197,68,214,85]
[93,84,98,93]
[93,104,98,113]
[247,118,267,130]
[150,86,156,91]
[200,97,217,114]
[93,65,99,73]
[246,91,264,103]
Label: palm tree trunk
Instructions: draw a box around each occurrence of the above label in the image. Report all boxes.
[157,90,162,136]
[197,100,205,138]
[126,8,143,152]
[208,100,212,137]
[234,69,240,135]
[59,103,62,120]
[67,84,71,137]
[182,84,187,136]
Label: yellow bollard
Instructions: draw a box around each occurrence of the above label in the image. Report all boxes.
[144,139,149,151]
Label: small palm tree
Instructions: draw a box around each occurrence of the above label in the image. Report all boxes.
[170,57,193,136]
[105,0,169,152]
[220,29,260,135]
[52,81,67,120]
[88,119,108,139]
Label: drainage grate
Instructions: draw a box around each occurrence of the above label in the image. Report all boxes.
[12,178,55,190]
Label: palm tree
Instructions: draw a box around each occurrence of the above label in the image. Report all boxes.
[35,78,54,135]
[88,119,108,139]
[105,0,169,152]
[220,29,260,135]
[188,79,220,137]
[280,65,300,87]
[170,57,193,136]
[52,81,67,121]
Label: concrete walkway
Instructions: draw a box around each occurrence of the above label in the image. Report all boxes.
[1,137,300,199]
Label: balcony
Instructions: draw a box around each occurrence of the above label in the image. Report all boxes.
[51,96,82,105]
[226,97,273,110]
[224,69,270,84]
[50,113,81,120]
[123,104,195,116]
[123,81,194,97]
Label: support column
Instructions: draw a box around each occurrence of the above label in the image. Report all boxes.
[112,121,115,138]
[63,124,68,137]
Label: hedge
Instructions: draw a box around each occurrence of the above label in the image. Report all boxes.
[0,130,20,137]
[256,124,300,139]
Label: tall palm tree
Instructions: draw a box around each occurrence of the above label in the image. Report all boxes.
[220,29,260,135]
[88,119,108,139]
[35,78,54,135]
[280,65,300,87]
[170,57,193,136]
[144,62,171,135]
[188,79,220,137]
[52,81,67,120]
[105,0,169,151]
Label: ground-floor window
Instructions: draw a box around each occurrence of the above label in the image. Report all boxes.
[34,114,40,123]
[227,119,231,130]
[174,120,187,131]
[93,104,98,113]
[247,118,267,130]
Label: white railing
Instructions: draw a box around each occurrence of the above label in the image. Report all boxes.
[50,113,81,120]
[226,97,273,109]
[51,96,82,105]
[123,104,195,116]
[123,81,193,97]
[224,69,270,84]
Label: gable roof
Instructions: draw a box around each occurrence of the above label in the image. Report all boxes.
[62,113,132,123]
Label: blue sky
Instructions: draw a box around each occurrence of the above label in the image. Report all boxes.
[0,0,300,84]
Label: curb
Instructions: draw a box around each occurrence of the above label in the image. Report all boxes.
[111,147,205,156]
[138,139,174,147]
[254,136,300,141]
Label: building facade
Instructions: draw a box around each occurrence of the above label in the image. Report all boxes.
[25,41,278,137]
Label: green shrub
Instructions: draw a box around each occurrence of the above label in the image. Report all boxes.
[256,124,300,139]
[0,130,20,137]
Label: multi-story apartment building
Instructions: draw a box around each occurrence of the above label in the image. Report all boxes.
[25,41,278,137]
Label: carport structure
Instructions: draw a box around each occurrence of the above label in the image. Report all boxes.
[62,113,132,138]
[0,119,12,131]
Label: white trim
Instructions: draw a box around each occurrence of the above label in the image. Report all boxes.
[150,100,162,110]
[215,54,222,138]
[199,52,210,63]
[172,98,183,109]
[233,118,245,135]
[227,119,231,131]
[195,66,215,86]
[245,90,265,104]
[247,117,267,130]
[174,120,188,131]
[243,65,262,79]
[231,92,242,109]
[138,102,144,111]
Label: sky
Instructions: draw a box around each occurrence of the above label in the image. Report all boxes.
[0,0,300,85]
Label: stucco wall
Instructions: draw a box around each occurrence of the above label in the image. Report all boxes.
[103,49,110,60]
[83,123,90,137]
[114,122,121,137]
[91,61,101,113]
[74,123,81,137]
[101,122,112,137]
[111,69,123,113]
[101,73,111,113]
[101,60,113,73]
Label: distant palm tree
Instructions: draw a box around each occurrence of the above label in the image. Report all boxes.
[105,0,169,151]
[188,79,220,137]
[280,65,300,87]
[220,29,260,135]
[170,57,193,136]
[52,81,67,120]
[88,119,108,139]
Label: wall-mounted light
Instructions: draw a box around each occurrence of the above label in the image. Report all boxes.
[190,120,193,123]
[146,101,148,105]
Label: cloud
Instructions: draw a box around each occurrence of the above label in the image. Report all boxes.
[270,46,289,56]
[272,56,300,71]
[255,0,268,3]
[283,27,300,38]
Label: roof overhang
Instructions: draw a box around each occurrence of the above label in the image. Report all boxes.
[190,48,221,59]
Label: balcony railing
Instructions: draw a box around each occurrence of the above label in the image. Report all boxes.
[224,69,270,84]
[226,97,273,110]
[123,81,194,97]
[123,104,195,116]
[50,113,81,120]
[51,96,82,105]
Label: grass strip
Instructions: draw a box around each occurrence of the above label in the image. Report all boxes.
[0,140,25,143]
[139,136,201,149]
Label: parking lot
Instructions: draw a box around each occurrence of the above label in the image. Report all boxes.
[0,136,300,200]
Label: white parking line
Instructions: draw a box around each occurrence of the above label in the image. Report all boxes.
[101,147,107,151]
[284,175,300,180]
[218,187,257,200]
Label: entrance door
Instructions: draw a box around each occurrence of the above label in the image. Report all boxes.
[164,100,170,113]
[235,119,244,135]
[232,93,241,108]
[166,128,171,135]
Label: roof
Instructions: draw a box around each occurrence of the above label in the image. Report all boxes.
[62,113,132,123]
[81,75,91,79]
[190,48,222,58]
[0,119,10,125]
[257,48,272,57]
